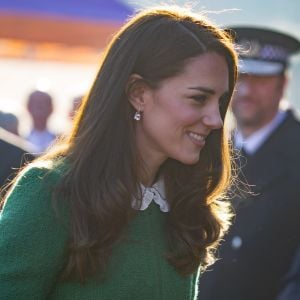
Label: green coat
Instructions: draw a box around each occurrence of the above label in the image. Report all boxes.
[0,161,200,299]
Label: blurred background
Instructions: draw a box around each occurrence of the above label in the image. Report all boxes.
[0,0,299,137]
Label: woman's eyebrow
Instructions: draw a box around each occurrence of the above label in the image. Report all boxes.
[188,87,229,97]
[188,86,215,94]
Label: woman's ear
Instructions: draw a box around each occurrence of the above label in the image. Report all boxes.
[126,74,149,111]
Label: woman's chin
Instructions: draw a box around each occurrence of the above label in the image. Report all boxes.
[176,153,201,165]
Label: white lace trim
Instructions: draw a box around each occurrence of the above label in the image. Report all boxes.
[132,178,170,212]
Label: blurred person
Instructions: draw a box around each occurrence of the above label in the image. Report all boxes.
[26,90,56,153]
[69,95,83,120]
[0,111,20,136]
[0,7,238,299]
[0,128,34,188]
[198,27,300,300]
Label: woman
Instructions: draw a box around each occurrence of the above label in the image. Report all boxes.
[0,6,238,299]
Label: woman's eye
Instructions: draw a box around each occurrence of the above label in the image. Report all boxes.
[191,95,208,103]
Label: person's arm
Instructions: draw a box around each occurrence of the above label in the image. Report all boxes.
[0,165,69,299]
[277,246,300,300]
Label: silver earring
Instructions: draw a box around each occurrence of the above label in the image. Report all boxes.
[134,110,142,121]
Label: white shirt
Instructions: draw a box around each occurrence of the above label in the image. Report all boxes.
[234,110,287,155]
[132,178,170,212]
[27,129,56,153]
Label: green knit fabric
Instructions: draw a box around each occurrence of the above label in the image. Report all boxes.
[0,161,200,299]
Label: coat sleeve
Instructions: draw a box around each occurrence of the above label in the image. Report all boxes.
[277,246,300,300]
[0,165,69,299]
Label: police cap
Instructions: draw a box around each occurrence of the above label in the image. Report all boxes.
[227,26,300,75]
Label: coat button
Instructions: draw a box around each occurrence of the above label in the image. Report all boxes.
[231,236,242,249]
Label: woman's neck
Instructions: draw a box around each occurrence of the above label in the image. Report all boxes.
[135,139,168,187]
[139,168,158,187]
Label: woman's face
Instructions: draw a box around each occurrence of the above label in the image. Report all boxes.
[134,52,229,168]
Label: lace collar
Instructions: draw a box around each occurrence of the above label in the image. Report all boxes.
[132,178,170,212]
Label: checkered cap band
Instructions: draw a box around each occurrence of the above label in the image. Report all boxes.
[260,44,288,61]
[239,39,288,62]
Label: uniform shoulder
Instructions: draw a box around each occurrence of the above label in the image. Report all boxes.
[0,128,34,153]
[279,110,300,159]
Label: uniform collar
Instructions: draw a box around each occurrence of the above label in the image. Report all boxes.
[234,110,287,155]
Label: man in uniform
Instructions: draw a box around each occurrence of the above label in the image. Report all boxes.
[198,27,300,300]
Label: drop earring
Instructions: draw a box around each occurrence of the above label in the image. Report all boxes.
[134,110,142,121]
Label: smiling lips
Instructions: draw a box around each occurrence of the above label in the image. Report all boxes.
[187,131,207,147]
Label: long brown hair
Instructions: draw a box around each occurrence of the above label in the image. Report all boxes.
[9,7,238,282]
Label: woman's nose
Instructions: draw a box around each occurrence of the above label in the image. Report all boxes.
[202,103,223,130]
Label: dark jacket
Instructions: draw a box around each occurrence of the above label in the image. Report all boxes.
[277,245,300,300]
[0,129,34,188]
[198,110,300,300]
